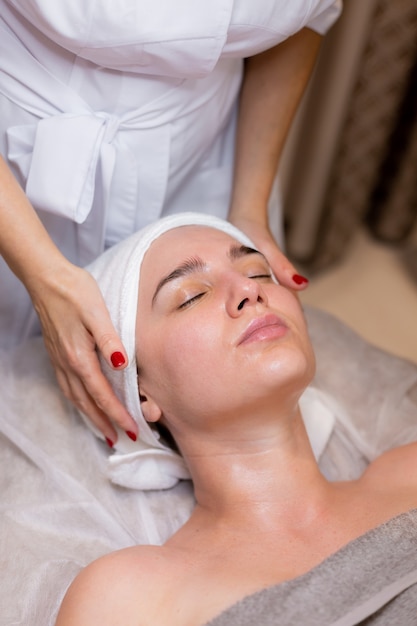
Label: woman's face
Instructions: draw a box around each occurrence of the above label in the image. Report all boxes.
[136,226,315,429]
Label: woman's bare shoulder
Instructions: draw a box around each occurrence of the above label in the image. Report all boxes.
[55,544,171,626]
[361,441,417,495]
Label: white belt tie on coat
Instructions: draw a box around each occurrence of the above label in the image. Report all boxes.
[8,112,120,225]
[0,24,171,264]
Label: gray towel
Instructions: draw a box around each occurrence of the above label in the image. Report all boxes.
[206,509,417,625]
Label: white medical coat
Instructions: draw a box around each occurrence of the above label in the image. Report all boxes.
[0,0,342,346]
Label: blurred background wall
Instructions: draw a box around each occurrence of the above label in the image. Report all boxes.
[281,0,417,362]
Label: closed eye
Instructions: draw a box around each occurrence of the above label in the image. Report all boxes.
[178,292,205,309]
[250,273,273,281]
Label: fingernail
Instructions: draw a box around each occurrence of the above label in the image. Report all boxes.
[126,430,137,442]
[111,351,126,368]
[105,437,114,449]
[292,274,309,285]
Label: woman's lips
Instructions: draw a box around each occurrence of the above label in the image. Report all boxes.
[237,314,288,346]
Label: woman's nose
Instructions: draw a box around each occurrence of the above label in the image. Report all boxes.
[226,275,267,317]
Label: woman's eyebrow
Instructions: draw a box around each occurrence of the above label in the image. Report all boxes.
[228,244,265,262]
[152,256,206,303]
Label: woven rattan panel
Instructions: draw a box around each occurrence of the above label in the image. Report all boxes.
[308,0,417,272]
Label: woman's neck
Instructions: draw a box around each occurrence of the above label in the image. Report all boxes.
[177,406,331,531]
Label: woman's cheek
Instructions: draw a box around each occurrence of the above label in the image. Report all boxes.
[169,316,218,368]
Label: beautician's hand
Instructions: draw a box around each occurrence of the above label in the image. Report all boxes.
[29,262,137,446]
[0,156,136,445]
[229,215,309,289]
[228,29,321,291]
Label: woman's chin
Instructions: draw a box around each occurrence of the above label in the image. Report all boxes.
[262,343,315,389]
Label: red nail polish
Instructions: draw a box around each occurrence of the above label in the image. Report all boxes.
[105,437,114,449]
[126,430,137,442]
[292,274,309,285]
[111,351,126,368]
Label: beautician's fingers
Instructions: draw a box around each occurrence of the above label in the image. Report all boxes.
[229,216,309,290]
[46,313,136,443]
[55,365,119,446]
[30,265,138,441]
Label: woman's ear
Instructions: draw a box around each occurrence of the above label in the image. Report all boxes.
[138,383,162,424]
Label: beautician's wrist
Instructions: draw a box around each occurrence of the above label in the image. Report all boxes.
[228,207,269,231]
[24,248,78,301]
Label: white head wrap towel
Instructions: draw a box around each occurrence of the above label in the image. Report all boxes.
[86,213,255,490]
[87,212,334,490]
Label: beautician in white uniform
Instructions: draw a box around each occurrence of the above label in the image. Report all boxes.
[0,0,342,442]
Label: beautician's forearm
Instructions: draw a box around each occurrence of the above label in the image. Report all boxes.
[229,28,322,224]
[0,155,134,438]
[0,155,70,293]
